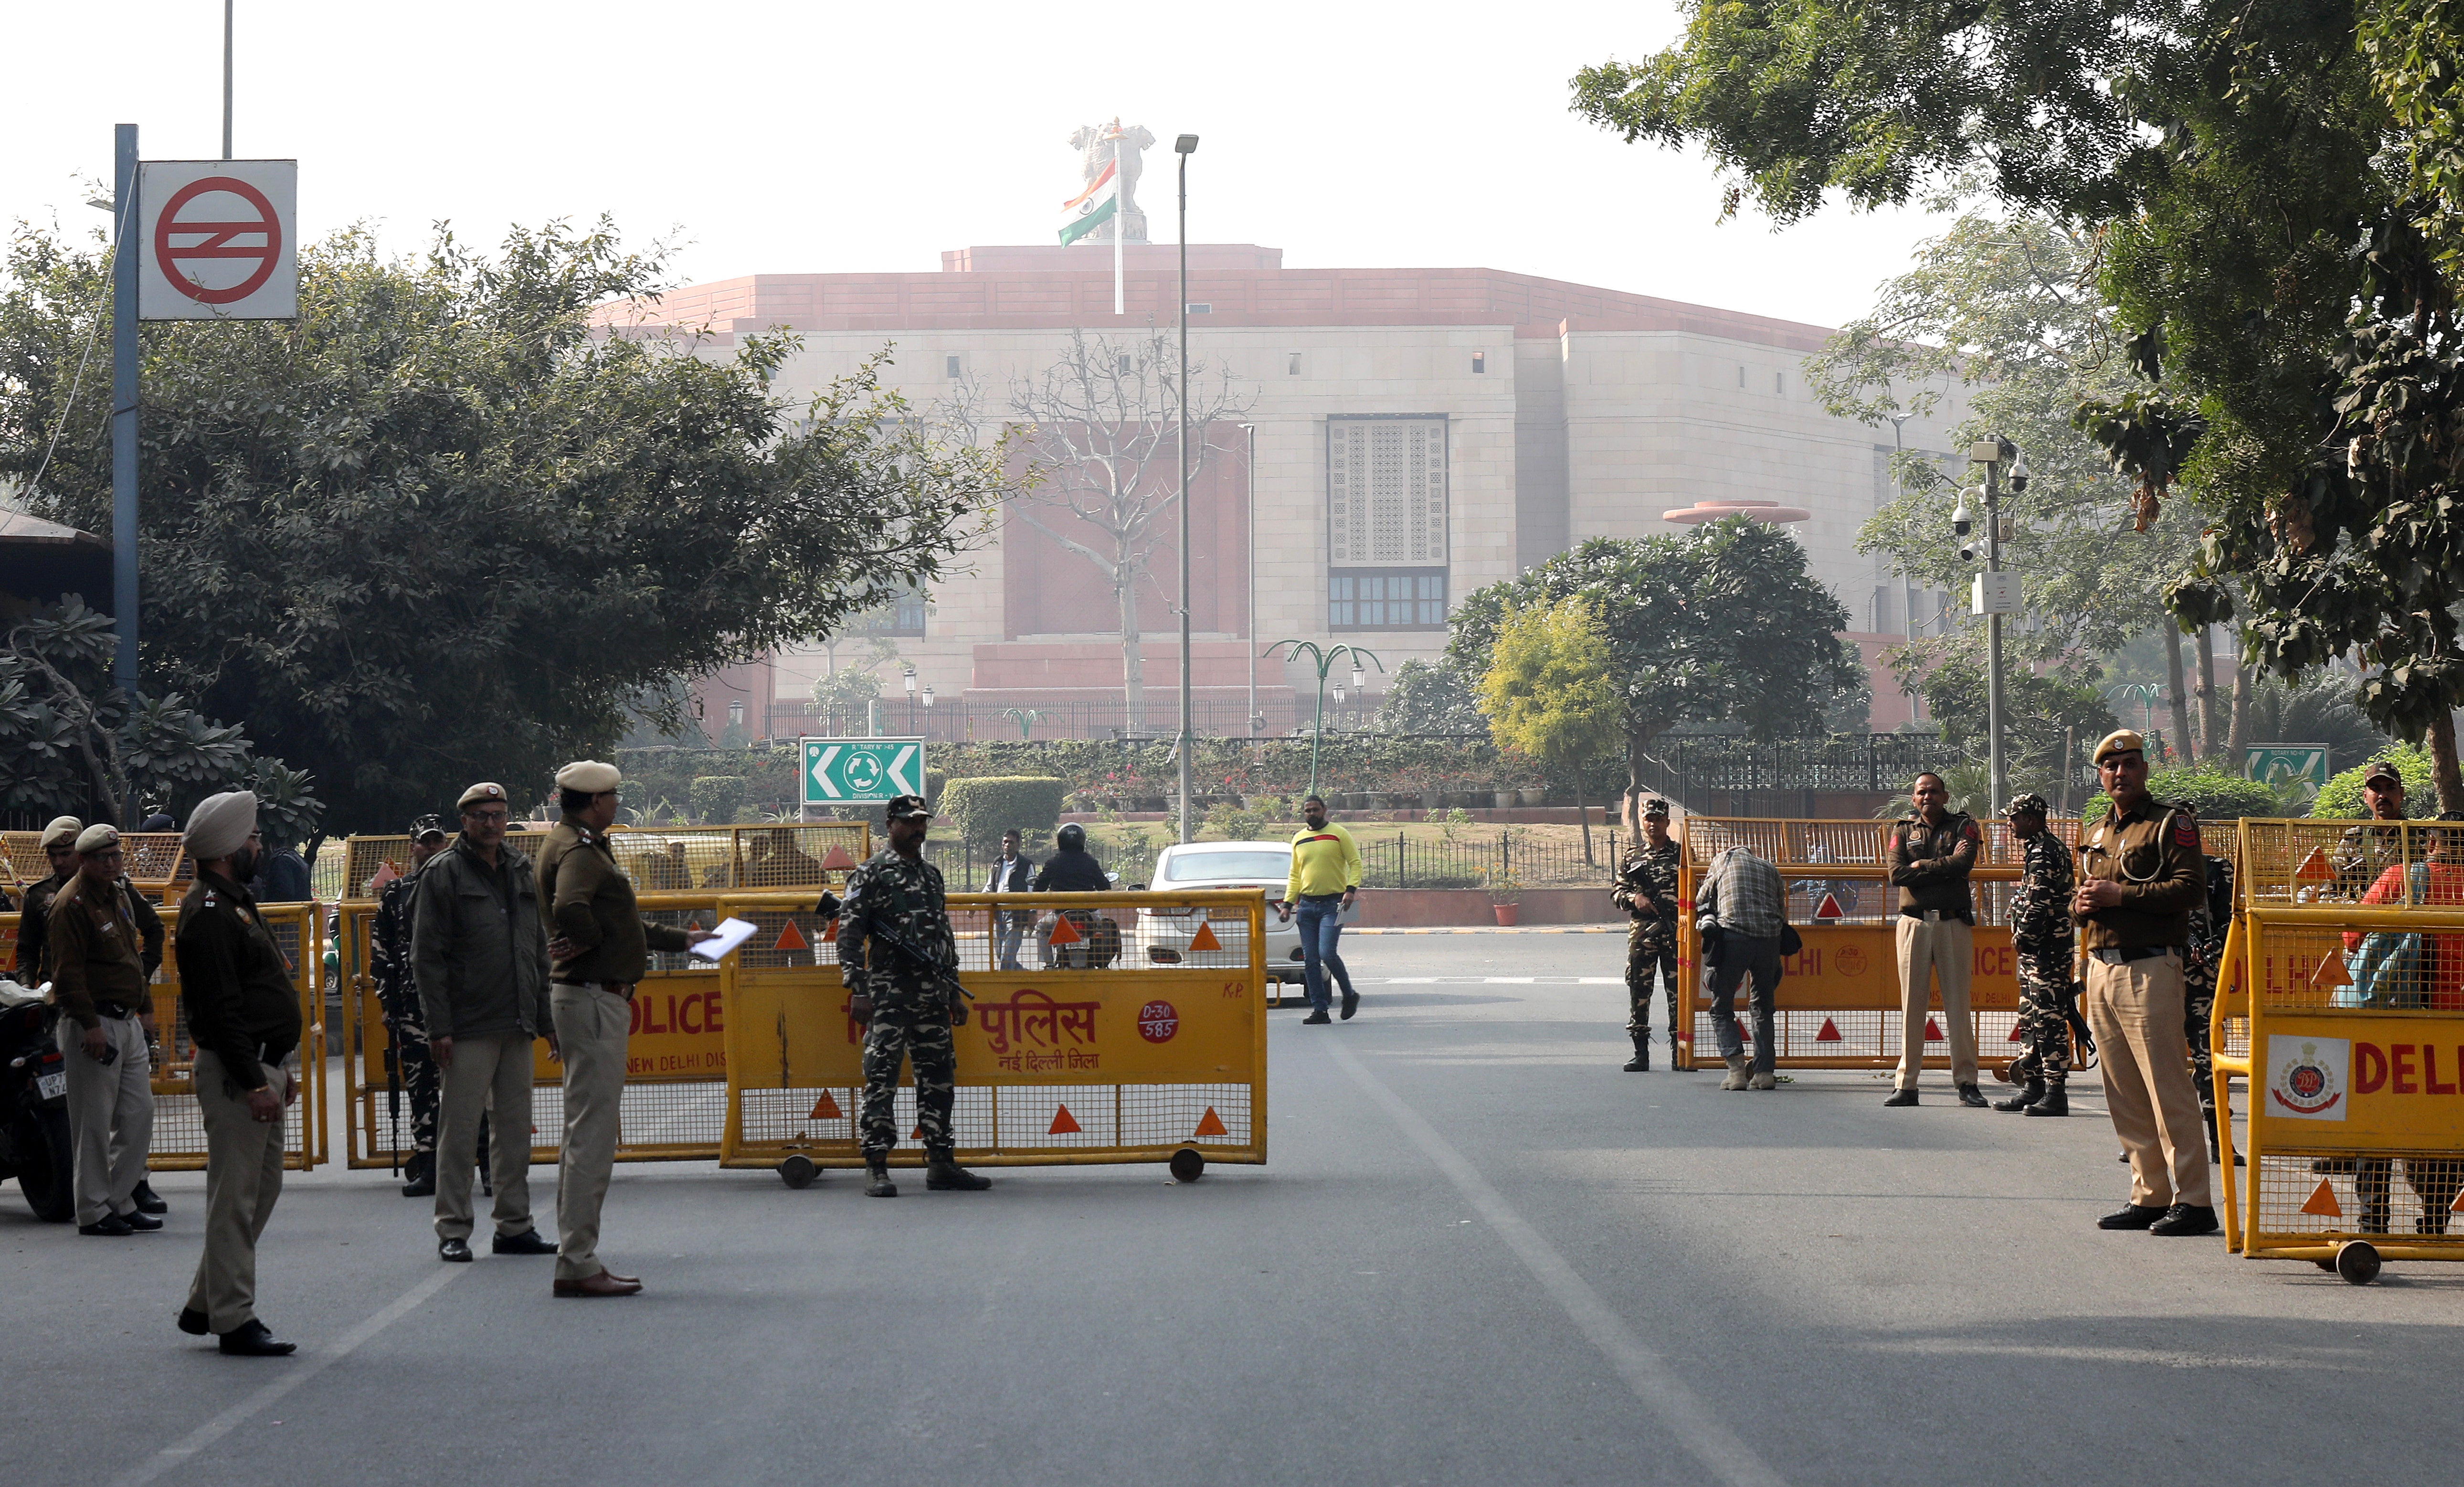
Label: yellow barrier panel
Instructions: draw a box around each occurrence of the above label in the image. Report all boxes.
[2217,900,2464,1282]
[719,889,1267,1177]
[339,823,872,903]
[1,832,192,900]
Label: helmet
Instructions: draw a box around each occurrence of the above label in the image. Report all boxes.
[1057,823,1087,852]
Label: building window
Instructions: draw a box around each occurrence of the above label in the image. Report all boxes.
[1774,371,1784,395]
[1185,302,1212,314]
[1327,414,1448,567]
[945,355,962,378]
[851,584,928,637]
[1472,351,1486,374]
[1738,365,1746,388]
[1288,352,1302,375]
[1117,354,1133,375]
[1329,569,1447,630]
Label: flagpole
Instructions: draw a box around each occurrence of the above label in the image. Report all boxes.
[1111,135,1125,315]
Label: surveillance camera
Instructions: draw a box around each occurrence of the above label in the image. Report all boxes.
[1958,543,1977,564]
[1951,495,1973,538]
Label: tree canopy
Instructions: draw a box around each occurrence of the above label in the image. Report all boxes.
[1476,597,1621,859]
[1377,658,1487,736]
[0,220,1006,832]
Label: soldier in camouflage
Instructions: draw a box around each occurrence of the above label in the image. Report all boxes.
[371,819,449,1196]
[1611,797,1683,1071]
[838,794,991,1198]
[1996,794,2076,1116]
[2185,849,2240,1164]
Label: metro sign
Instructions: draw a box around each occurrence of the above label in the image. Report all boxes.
[137,159,298,320]
[802,737,924,806]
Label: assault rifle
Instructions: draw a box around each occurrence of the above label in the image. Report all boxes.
[817,891,974,1025]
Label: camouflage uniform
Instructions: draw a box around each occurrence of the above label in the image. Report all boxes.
[371,865,439,1164]
[837,846,962,1159]
[2332,820,2410,902]
[1611,839,1683,1052]
[2007,826,2076,1087]
[2183,851,2233,1119]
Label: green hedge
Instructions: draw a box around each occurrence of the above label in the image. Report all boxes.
[938,776,1068,848]
[2083,763,2277,825]
[2311,743,2439,818]
[689,775,748,825]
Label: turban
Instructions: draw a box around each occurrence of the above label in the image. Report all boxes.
[184,791,259,862]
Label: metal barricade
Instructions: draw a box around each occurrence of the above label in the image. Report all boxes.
[2216,817,2464,1282]
[338,823,872,903]
[1673,817,2088,1073]
[0,831,191,901]
[719,889,1267,1180]
[146,901,326,1172]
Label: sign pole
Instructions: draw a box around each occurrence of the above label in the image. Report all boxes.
[111,123,139,705]
[222,0,234,159]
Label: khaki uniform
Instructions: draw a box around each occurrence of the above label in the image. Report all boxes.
[174,870,304,1335]
[538,819,689,1282]
[2076,800,2210,1209]
[1888,810,1980,1090]
[48,875,162,1226]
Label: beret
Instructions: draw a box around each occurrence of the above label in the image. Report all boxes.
[555,760,622,794]
[184,791,259,862]
[457,781,508,811]
[74,824,121,854]
[40,816,83,849]
[2092,730,2147,766]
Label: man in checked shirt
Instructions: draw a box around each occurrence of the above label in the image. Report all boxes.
[1694,843,1789,1091]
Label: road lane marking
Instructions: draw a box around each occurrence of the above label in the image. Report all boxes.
[1324,1038,1788,1487]
[112,1264,469,1487]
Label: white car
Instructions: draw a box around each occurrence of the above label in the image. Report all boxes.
[1133,841,1359,991]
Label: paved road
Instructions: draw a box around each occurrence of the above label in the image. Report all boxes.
[7,933,2453,1487]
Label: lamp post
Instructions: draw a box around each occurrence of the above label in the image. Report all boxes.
[1174,132,1199,844]
[1264,640,1383,799]
[1963,435,2026,812]
[2105,683,2164,741]
[1240,421,1258,737]
[1003,706,1045,740]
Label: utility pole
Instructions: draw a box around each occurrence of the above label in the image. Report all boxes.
[1962,436,2026,812]
[111,125,139,709]
[1174,134,1198,843]
[223,0,235,158]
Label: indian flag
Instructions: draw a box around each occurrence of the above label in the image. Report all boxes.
[1058,161,1118,246]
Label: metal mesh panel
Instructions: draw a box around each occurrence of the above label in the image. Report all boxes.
[2253,1150,2464,1241]
[147,903,320,1171]
[2250,917,2464,1013]
[2242,819,2445,907]
[340,825,870,901]
[1688,1009,2027,1065]
[1,831,187,895]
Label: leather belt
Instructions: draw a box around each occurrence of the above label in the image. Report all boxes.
[2088,945,2175,965]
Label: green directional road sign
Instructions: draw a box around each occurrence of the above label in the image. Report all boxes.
[801,737,926,807]
[2246,742,2332,788]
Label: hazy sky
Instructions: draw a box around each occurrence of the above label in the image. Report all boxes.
[4,2,1953,331]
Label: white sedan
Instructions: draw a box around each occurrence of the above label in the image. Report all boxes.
[1132,841,1359,989]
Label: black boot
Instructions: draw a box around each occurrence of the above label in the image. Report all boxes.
[1623,1034,1650,1073]
[1994,1078,2044,1113]
[2024,1083,2069,1117]
[924,1150,992,1191]
[864,1160,897,1198]
[400,1150,435,1199]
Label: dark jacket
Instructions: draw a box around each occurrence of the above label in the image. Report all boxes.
[174,870,301,1092]
[538,819,689,987]
[1888,810,1978,922]
[26,874,160,995]
[48,874,158,1026]
[1033,849,1111,893]
[984,854,1033,894]
[249,847,314,904]
[412,834,550,1041]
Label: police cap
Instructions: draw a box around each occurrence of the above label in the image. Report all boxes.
[2091,730,2147,766]
[457,782,508,811]
[2003,792,2050,819]
[40,816,83,849]
[1641,796,1671,819]
[74,824,121,855]
[884,794,931,821]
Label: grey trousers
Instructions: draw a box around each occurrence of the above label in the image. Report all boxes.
[551,984,629,1282]
[186,1050,291,1334]
[1706,933,1781,1075]
[57,1012,153,1226]
[433,1031,535,1241]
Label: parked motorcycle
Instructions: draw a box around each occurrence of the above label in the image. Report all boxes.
[0,981,74,1222]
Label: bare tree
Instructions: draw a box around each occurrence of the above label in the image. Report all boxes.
[965,327,1254,735]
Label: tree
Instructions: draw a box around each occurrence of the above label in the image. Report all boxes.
[1476,597,1622,862]
[1907,649,2118,812]
[1377,658,1487,736]
[1447,518,1860,831]
[0,220,1007,832]
[976,327,1253,735]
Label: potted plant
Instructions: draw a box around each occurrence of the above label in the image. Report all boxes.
[1486,869,1524,926]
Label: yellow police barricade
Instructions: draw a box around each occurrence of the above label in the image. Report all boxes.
[143,901,326,1172]
[719,888,1267,1184]
[1673,817,2089,1074]
[2215,818,2464,1283]
[335,823,867,1169]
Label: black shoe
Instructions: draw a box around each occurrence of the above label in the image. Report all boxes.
[2098,1203,2168,1231]
[1340,989,1359,1020]
[217,1319,296,1357]
[2024,1084,2070,1117]
[79,1215,134,1237]
[1993,1079,2044,1113]
[924,1157,993,1191]
[176,1306,209,1337]
[1623,1038,1650,1073]
[864,1163,897,1198]
[438,1237,473,1263]
[401,1173,435,1198]
[400,1151,435,1198]
[1956,1083,1988,1108]
[131,1180,167,1215]
[490,1228,557,1256]
[1301,1011,1332,1025]
[1882,1089,1918,1108]
[2149,1204,2219,1237]
[120,1210,163,1232]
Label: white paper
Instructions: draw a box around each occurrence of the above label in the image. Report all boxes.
[689,917,761,962]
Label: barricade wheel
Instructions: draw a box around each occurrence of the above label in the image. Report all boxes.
[2335,1241,2381,1286]
[1169,1148,1206,1183]
[779,1155,818,1190]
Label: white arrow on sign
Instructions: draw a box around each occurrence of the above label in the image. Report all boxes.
[888,745,918,795]
[809,745,842,798]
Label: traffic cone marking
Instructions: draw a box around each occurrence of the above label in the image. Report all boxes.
[2294,847,2334,885]
[809,1092,843,1120]
[1048,1104,1081,1136]
[1924,1017,1945,1041]
[1048,914,1083,946]
[821,844,859,871]
[1813,892,1845,921]
[1192,1106,1229,1138]
[1187,920,1223,953]
[2008,1021,2027,1042]
[2313,952,2353,989]
[1815,1018,1843,1042]
[2301,1179,2343,1218]
[774,918,809,952]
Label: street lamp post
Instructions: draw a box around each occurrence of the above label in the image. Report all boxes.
[1175,132,1199,844]
[1240,421,1258,737]
[1264,640,1383,799]
[1003,706,1045,740]
[1963,436,2027,812]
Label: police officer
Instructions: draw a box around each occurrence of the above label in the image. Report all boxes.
[1884,772,1986,1107]
[372,818,448,1196]
[539,760,706,1297]
[171,792,303,1356]
[1996,793,2075,1116]
[840,794,991,1198]
[2074,730,2214,1236]
[49,825,165,1234]
[15,815,85,984]
[1610,797,1682,1071]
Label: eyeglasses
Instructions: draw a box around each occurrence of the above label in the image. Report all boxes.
[466,809,510,824]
